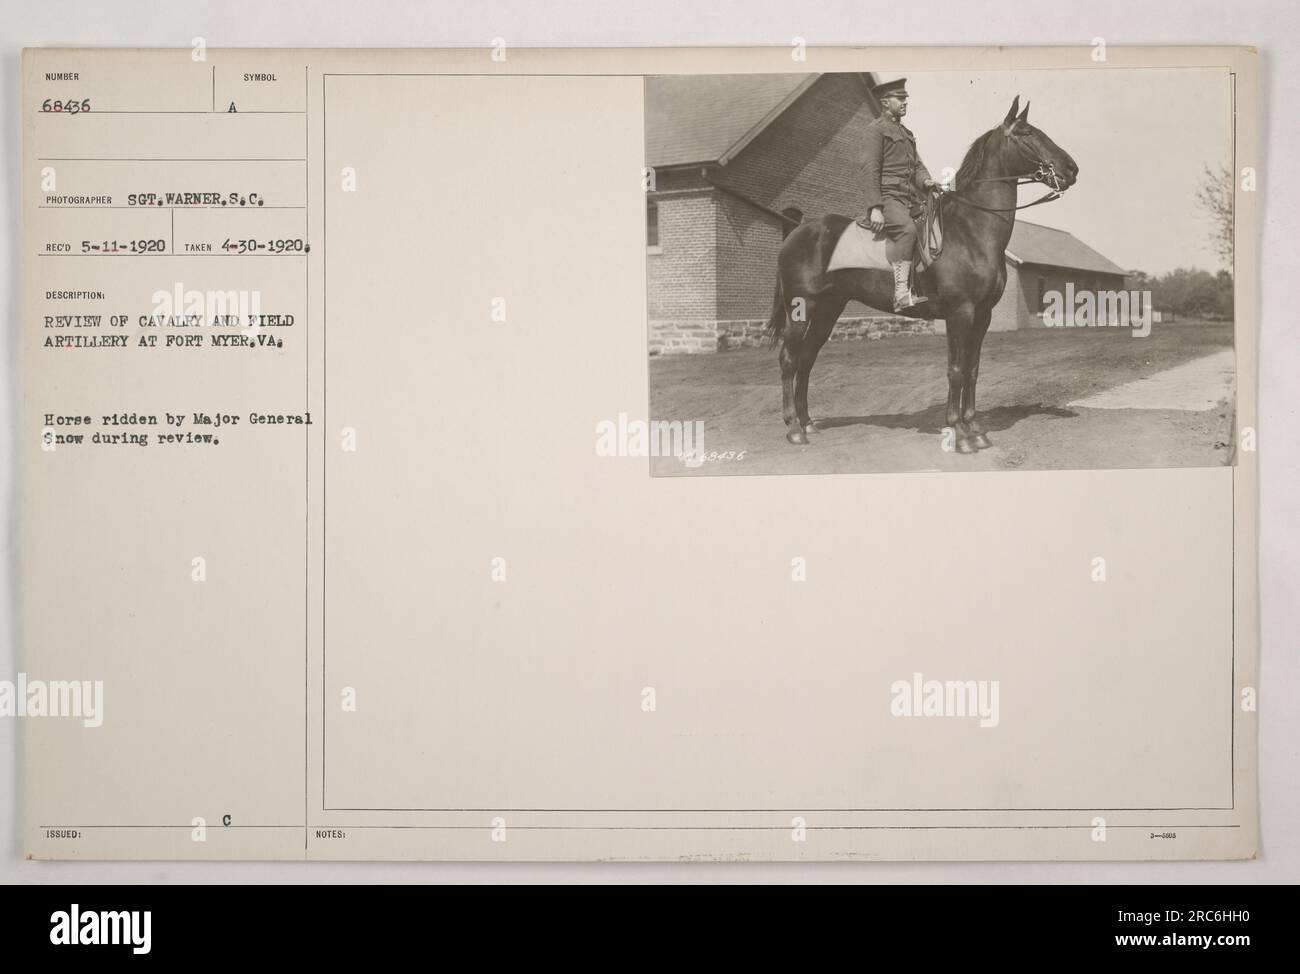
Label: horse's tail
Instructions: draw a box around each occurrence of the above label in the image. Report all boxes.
[765,272,786,347]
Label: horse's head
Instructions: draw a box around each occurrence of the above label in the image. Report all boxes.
[996,96,1078,191]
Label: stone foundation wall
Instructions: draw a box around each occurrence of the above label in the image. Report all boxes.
[647,320,719,355]
[648,315,939,355]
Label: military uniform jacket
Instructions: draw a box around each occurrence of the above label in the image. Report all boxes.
[861,115,932,210]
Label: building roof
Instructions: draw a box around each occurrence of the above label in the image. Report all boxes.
[1006,221,1128,276]
[645,74,833,168]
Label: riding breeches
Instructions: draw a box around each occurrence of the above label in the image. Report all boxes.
[879,196,918,263]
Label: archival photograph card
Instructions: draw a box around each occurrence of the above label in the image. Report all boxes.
[20,45,1258,861]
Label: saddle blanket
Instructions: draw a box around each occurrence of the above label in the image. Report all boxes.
[827,221,892,273]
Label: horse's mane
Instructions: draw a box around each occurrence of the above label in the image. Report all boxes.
[955,127,1004,189]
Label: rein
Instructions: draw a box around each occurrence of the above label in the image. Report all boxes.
[946,182,1063,214]
[926,147,1066,249]
[946,142,1068,218]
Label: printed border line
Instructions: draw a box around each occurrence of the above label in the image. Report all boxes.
[43,824,1242,832]
[305,62,311,853]
[317,68,1241,822]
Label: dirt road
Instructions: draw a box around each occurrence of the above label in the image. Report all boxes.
[648,321,1235,476]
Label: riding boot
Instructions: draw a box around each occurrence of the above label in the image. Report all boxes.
[891,260,928,312]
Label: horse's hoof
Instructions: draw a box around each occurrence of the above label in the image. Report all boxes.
[955,437,978,455]
[970,433,992,449]
[786,430,809,445]
[803,422,820,434]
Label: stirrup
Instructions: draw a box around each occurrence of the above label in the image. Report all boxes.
[893,291,929,312]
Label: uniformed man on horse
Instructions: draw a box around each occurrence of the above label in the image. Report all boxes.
[858,77,941,312]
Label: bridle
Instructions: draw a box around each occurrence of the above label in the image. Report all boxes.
[944,132,1069,218]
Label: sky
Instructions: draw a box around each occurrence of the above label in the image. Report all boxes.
[884,67,1234,275]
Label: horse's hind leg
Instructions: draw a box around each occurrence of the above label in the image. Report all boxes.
[794,298,844,435]
[779,322,806,445]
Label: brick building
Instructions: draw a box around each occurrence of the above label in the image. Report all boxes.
[645,72,1129,353]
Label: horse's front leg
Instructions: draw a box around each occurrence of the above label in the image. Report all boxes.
[944,306,976,454]
[962,306,993,449]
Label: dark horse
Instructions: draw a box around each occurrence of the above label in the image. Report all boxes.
[767,97,1078,450]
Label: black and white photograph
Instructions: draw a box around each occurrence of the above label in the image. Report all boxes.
[645,68,1238,475]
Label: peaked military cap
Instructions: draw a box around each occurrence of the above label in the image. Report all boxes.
[872,77,910,100]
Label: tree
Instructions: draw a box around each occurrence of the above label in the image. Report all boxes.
[1126,269,1153,291]
[1196,161,1233,269]
[1149,266,1232,320]
[1215,269,1234,318]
